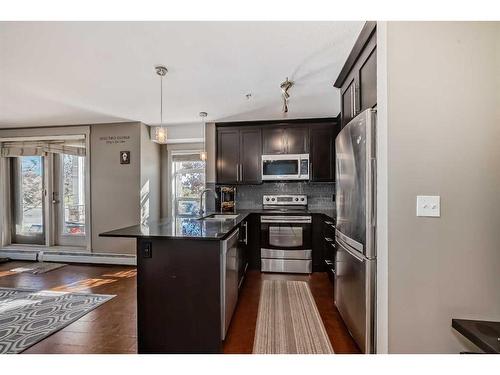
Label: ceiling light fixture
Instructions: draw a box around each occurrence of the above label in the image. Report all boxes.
[151,65,169,144]
[199,111,208,161]
[280,77,294,113]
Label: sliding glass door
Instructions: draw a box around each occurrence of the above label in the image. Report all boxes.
[9,153,87,248]
[11,156,45,245]
[54,153,87,247]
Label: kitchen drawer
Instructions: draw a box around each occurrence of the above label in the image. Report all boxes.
[323,220,336,238]
[324,236,337,263]
[261,248,312,260]
[261,258,312,274]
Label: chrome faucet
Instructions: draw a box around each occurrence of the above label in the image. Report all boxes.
[198,188,218,216]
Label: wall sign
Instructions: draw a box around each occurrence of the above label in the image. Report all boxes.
[120,151,130,164]
[99,135,131,145]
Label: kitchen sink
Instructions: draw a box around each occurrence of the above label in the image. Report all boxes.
[200,214,239,221]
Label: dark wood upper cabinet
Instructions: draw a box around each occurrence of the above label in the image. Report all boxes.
[341,76,356,128]
[216,127,262,184]
[335,21,377,129]
[216,129,239,184]
[359,47,377,111]
[239,128,262,184]
[262,126,309,155]
[285,127,309,154]
[310,124,340,182]
[262,127,286,154]
[216,118,337,184]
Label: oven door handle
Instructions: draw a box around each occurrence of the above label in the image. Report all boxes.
[261,216,312,224]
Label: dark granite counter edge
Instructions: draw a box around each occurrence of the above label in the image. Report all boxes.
[452,319,500,354]
[100,212,250,241]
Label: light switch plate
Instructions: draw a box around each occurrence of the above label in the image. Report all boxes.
[416,195,440,217]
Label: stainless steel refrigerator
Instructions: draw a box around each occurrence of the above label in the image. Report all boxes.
[335,108,376,354]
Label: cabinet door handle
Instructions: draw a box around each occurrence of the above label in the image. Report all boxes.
[239,163,242,182]
[236,163,239,182]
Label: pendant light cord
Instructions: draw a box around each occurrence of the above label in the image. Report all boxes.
[160,74,163,125]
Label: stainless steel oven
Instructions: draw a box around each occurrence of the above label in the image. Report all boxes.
[260,214,312,274]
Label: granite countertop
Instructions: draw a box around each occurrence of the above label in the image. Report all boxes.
[100,212,250,241]
[452,319,500,353]
[99,208,335,241]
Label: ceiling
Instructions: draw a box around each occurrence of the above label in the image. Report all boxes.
[0,21,364,128]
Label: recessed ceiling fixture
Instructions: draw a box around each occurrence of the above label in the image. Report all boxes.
[280,77,294,113]
[151,65,169,144]
[199,111,208,161]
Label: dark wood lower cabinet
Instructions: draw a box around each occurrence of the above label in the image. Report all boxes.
[136,238,222,353]
[247,213,261,271]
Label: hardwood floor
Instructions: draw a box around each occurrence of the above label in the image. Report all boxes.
[0,261,360,354]
[223,271,360,354]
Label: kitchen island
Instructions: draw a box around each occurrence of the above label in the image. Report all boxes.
[100,213,249,354]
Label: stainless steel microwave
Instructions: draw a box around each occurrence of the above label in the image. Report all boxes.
[261,154,310,181]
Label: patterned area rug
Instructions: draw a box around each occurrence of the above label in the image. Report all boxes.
[0,287,115,354]
[253,280,334,354]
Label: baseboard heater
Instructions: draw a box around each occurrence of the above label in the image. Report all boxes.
[0,249,136,266]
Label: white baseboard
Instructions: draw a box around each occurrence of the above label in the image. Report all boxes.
[0,248,136,266]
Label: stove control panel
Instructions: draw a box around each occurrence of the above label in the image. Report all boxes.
[262,194,307,206]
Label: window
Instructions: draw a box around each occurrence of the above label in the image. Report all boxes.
[11,156,45,244]
[171,152,205,217]
[2,134,89,248]
[59,154,86,236]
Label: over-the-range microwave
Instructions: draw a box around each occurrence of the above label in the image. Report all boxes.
[261,154,309,181]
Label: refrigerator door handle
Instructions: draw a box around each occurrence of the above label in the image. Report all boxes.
[337,235,365,262]
[371,158,377,228]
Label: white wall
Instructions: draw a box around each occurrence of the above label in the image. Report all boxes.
[90,122,141,255]
[140,124,161,224]
[384,21,500,353]
[205,122,216,183]
[375,21,389,354]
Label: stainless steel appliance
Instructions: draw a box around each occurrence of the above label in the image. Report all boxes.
[216,186,236,213]
[261,154,309,181]
[221,228,239,340]
[335,109,376,354]
[260,194,312,274]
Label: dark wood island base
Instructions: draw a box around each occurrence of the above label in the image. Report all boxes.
[136,238,223,353]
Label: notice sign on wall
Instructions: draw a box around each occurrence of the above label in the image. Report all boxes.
[120,151,130,164]
[99,135,131,145]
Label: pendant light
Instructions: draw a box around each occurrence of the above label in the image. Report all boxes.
[199,111,208,161]
[151,65,169,144]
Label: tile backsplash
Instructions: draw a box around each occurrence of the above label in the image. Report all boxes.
[233,182,336,210]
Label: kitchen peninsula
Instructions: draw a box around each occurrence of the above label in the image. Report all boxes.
[100,207,336,354]
[101,213,249,353]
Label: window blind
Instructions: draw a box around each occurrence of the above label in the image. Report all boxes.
[172,153,202,162]
[0,137,86,157]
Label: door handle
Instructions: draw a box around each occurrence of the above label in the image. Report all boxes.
[371,158,376,227]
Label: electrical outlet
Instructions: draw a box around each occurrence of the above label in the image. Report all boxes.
[416,196,440,217]
[142,241,152,258]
